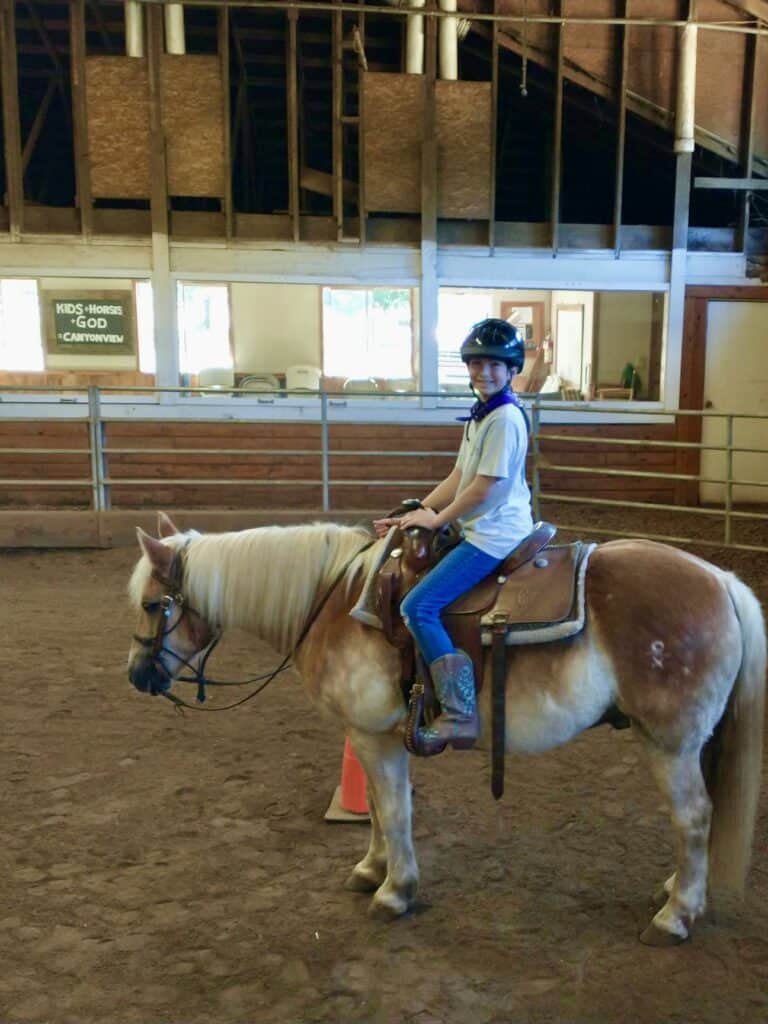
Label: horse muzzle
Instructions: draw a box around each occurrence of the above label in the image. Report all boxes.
[128,653,172,696]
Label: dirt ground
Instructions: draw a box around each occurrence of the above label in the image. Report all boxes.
[2,522,768,1024]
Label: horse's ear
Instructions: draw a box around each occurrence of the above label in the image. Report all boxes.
[136,527,173,572]
[157,511,179,539]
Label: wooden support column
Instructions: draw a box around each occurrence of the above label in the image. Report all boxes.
[147,3,177,393]
[675,293,706,506]
[420,6,439,401]
[488,0,499,253]
[219,7,233,240]
[70,0,93,239]
[356,0,366,245]
[332,7,344,241]
[286,9,300,243]
[737,32,757,254]
[612,0,629,257]
[0,0,24,238]
[550,1,564,256]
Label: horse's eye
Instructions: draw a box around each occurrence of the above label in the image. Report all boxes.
[142,601,162,615]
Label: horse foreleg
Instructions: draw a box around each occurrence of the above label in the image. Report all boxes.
[640,747,712,946]
[344,788,387,893]
[347,728,418,920]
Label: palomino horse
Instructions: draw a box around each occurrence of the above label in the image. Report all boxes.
[127,512,766,945]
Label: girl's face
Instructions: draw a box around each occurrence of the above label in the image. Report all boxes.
[467,357,515,401]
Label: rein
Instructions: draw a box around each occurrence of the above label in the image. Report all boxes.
[136,535,375,713]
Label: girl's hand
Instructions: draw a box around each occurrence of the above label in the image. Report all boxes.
[399,507,439,531]
[372,516,400,538]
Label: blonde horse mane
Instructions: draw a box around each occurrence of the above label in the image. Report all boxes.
[130,522,376,652]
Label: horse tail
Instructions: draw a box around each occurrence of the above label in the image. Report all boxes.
[704,572,766,899]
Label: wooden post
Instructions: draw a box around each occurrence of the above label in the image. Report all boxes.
[147,3,177,393]
[286,9,300,243]
[613,0,629,258]
[489,0,499,253]
[357,0,366,244]
[737,32,757,255]
[333,7,344,241]
[0,0,24,238]
[550,1,564,256]
[219,6,234,240]
[69,0,93,239]
[420,5,439,402]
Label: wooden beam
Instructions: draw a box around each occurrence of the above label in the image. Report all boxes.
[219,6,234,240]
[356,0,366,244]
[489,0,498,252]
[422,6,437,246]
[0,0,24,238]
[694,177,768,189]
[286,9,300,242]
[737,31,758,252]
[332,6,343,240]
[69,0,93,238]
[613,0,630,257]
[550,1,563,255]
[146,4,168,239]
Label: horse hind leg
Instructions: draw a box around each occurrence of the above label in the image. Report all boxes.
[640,745,711,946]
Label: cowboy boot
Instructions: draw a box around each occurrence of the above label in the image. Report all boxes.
[413,649,479,757]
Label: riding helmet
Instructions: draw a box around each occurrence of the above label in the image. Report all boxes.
[460,318,525,373]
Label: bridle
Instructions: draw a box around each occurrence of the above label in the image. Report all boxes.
[132,540,225,706]
[133,535,375,712]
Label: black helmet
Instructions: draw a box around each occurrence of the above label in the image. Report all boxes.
[460,318,525,373]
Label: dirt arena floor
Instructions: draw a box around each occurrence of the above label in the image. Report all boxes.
[2,516,768,1024]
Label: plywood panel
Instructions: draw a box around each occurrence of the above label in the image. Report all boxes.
[161,55,225,197]
[754,36,768,160]
[86,57,150,198]
[436,80,492,219]
[496,0,557,58]
[363,72,424,213]
[562,0,617,86]
[694,0,747,151]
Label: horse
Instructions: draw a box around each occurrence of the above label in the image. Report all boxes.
[126,511,766,946]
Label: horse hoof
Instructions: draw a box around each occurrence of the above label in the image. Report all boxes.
[639,921,687,947]
[368,893,409,921]
[344,870,381,893]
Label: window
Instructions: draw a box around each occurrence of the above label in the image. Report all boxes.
[437,289,493,392]
[0,279,45,371]
[322,287,415,383]
[177,283,232,375]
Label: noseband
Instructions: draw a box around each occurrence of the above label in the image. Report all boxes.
[133,542,221,702]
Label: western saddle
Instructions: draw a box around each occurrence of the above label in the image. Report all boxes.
[372,511,623,796]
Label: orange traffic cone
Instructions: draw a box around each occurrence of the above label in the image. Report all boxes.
[324,737,370,822]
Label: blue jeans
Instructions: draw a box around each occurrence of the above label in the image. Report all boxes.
[400,540,503,664]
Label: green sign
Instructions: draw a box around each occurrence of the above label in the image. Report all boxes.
[45,292,135,356]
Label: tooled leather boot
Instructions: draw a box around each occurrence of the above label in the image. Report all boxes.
[413,649,479,757]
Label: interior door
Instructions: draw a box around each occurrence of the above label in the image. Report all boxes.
[554,305,586,394]
[700,301,768,504]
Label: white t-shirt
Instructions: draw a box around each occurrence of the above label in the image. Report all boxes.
[454,403,533,558]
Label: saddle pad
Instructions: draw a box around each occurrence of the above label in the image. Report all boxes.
[479,542,596,646]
